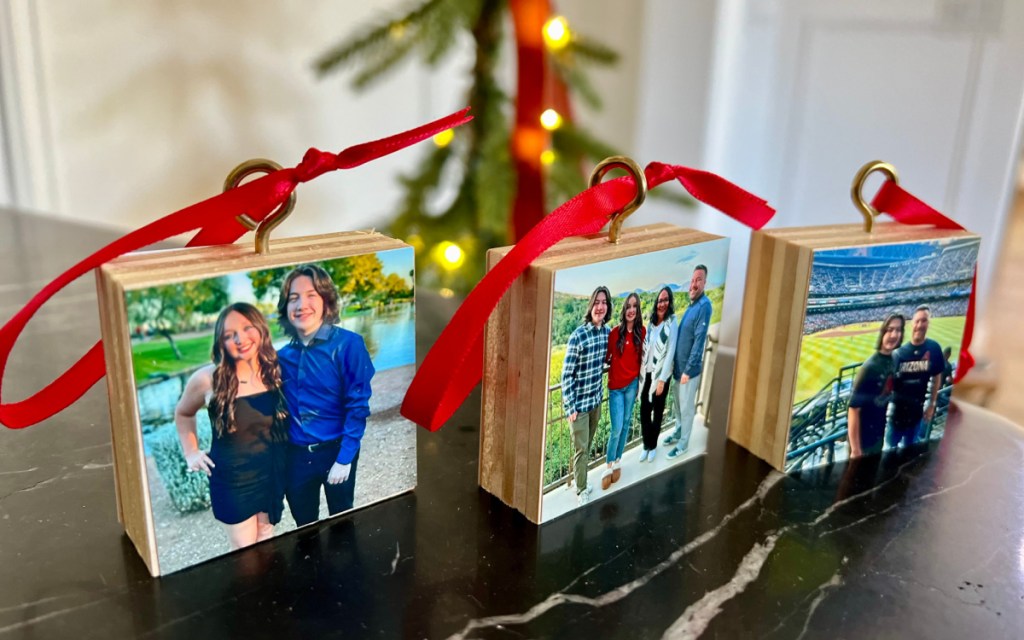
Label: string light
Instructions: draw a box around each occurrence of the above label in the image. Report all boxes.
[540,150,556,165]
[439,288,455,298]
[433,241,465,270]
[389,22,407,40]
[432,129,454,147]
[543,16,570,50]
[540,108,562,131]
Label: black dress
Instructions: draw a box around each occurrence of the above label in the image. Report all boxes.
[207,391,287,525]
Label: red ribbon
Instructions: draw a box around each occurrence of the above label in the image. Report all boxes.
[0,108,473,429]
[401,161,776,431]
[870,179,977,382]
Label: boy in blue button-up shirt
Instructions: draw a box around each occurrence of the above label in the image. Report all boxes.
[277,264,374,527]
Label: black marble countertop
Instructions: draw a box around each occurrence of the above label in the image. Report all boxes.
[1,209,1022,639]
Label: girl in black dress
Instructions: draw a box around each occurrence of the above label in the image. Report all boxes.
[175,303,288,550]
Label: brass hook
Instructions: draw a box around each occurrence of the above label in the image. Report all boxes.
[851,160,899,233]
[589,156,647,244]
[223,158,296,254]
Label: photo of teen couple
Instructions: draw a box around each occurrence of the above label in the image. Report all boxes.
[128,250,416,573]
[542,239,730,521]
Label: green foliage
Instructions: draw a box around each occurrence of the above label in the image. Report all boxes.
[150,418,212,514]
[313,0,479,88]
[316,0,694,294]
[127,277,230,338]
[248,259,356,306]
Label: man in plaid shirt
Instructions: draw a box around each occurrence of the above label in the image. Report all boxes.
[561,286,612,505]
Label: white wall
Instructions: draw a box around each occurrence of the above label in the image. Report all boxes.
[2,0,717,242]
[700,0,1024,346]
[7,0,477,240]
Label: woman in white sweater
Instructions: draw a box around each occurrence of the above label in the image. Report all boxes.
[638,286,676,462]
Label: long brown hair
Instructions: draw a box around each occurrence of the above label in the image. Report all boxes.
[209,302,283,437]
[876,312,905,352]
[616,292,644,365]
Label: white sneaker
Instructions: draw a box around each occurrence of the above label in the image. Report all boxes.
[638,449,649,463]
[577,490,591,506]
[648,448,657,463]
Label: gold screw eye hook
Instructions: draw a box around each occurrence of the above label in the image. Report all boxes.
[589,156,648,244]
[851,160,899,233]
[223,158,297,255]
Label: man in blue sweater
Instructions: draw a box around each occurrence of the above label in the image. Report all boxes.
[665,265,712,458]
[277,264,375,527]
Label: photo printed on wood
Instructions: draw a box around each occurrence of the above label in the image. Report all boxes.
[98,236,416,574]
[786,237,979,472]
[542,238,730,521]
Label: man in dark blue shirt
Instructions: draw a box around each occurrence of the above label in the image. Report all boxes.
[277,264,374,527]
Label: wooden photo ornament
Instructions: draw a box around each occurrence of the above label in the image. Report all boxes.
[728,162,980,473]
[96,161,418,575]
[481,158,731,524]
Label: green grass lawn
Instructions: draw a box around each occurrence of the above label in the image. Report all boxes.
[793,315,967,404]
[131,323,287,383]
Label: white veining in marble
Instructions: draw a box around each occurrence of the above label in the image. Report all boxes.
[662,533,782,640]
[390,542,400,575]
[445,472,786,640]
[794,571,843,640]
[0,468,38,477]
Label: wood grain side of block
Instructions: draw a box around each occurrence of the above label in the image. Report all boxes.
[526,268,556,524]
[727,233,812,471]
[760,240,813,467]
[501,263,528,505]
[96,268,160,576]
[728,232,771,457]
[507,263,551,521]
[480,249,512,500]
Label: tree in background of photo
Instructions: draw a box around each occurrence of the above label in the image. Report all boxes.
[248,255,413,311]
[126,278,229,360]
[314,0,693,293]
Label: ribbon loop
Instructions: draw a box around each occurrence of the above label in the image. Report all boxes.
[0,107,472,429]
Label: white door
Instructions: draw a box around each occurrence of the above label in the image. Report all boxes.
[698,0,1024,345]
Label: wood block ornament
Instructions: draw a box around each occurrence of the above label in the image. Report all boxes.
[728,161,980,473]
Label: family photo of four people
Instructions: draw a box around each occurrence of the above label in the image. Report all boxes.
[846,304,952,459]
[560,264,713,506]
[174,264,374,550]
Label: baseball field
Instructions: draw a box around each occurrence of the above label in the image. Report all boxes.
[793,315,967,405]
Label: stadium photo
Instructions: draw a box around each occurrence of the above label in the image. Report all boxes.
[786,237,980,472]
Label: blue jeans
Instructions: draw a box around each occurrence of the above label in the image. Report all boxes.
[606,378,639,464]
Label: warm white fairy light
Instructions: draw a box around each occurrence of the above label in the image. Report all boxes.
[543,16,570,50]
[540,108,563,131]
[433,129,455,147]
[434,241,465,271]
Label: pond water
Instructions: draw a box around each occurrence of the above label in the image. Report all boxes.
[137,303,415,440]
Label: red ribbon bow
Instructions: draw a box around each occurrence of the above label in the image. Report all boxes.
[400,162,776,431]
[0,108,473,429]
